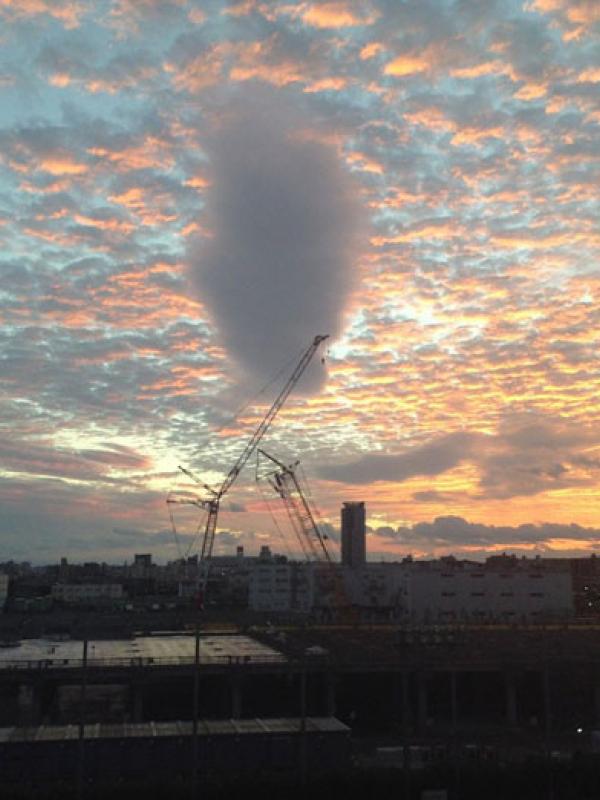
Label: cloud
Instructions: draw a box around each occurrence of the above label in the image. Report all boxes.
[321,431,477,484]
[0,0,86,29]
[321,413,600,500]
[373,515,600,552]
[187,86,366,389]
[0,438,150,481]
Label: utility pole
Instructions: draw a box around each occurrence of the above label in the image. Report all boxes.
[191,618,200,798]
[77,638,88,800]
[299,662,308,785]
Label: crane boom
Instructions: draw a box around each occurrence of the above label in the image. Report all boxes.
[217,334,328,499]
[257,449,356,623]
[176,334,328,594]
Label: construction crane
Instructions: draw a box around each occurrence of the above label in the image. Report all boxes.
[167,334,328,602]
[256,449,356,623]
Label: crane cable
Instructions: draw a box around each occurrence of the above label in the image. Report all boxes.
[297,461,339,557]
[211,344,307,437]
[167,471,207,561]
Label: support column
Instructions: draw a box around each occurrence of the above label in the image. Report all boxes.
[417,671,429,734]
[231,674,243,719]
[450,670,459,731]
[325,672,336,717]
[593,667,600,727]
[402,671,412,800]
[132,684,144,723]
[505,670,518,727]
[542,665,552,735]
[17,683,40,726]
[402,670,412,735]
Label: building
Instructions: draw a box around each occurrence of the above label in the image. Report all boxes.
[0,574,8,612]
[249,562,312,613]
[51,583,124,605]
[132,554,153,579]
[407,558,573,624]
[341,502,366,568]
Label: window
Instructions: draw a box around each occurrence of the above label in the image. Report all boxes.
[471,592,485,597]
[441,591,456,597]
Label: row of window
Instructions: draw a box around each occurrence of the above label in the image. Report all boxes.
[441,573,545,579]
[440,591,546,598]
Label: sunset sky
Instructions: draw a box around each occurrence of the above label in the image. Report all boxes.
[1,0,600,563]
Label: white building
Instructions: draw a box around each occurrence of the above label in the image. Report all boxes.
[51,584,124,604]
[248,562,312,613]
[0,574,9,611]
[247,557,573,623]
[406,559,573,624]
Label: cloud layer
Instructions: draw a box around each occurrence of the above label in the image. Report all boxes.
[0,0,599,561]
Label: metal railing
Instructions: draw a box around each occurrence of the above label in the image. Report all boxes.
[0,653,288,671]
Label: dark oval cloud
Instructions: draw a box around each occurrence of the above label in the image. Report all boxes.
[188,86,365,391]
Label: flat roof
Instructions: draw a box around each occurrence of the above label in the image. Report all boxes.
[0,634,286,670]
[0,717,349,743]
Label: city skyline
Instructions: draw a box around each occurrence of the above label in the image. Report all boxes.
[1,0,600,563]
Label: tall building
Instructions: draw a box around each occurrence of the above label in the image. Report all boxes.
[0,573,8,612]
[341,502,366,568]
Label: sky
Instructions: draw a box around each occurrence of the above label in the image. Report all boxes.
[1,0,599,564]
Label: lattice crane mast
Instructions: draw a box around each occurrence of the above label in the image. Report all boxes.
[167,335,329,599]
[256,449,355,622]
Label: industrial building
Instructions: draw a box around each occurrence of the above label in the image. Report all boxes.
[249,557,573,623]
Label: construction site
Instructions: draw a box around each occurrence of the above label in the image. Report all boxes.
[3,336,600,799]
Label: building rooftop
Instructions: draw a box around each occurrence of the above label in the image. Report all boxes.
[0,717,349,743]
[0,634,286,670]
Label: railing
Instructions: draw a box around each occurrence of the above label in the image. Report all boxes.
[0,653,288,671]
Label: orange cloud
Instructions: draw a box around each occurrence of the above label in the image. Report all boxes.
[184,175,210,190]
[49,73,71,88]
[73,214,135,234]
[514,82,548,100]
[289,2,379,29]
[371,223,457,246]
[84,67,158,94]
[167,43,228,93]
[345,150,384,174]
[577,67,600,83]
[230,60,305,86]
[360,42,384,60]
[88,136,174,172]
[384,54,429,77]
[451,126,504,146]
[303,76,348,93]
[107,186,177,226]
[404,108,457,133]
[39,156,88,176]
[451,61,503,79]
[527,0,600,40]
[0,0,85,28]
